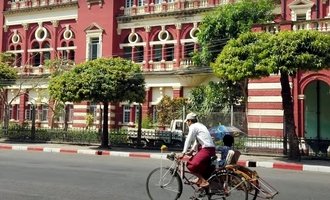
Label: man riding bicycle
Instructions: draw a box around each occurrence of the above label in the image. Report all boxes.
[177,112,216,188]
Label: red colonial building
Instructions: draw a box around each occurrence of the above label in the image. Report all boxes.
[0,0,221,129]
[251,0,330,152]
[0,0,329,149]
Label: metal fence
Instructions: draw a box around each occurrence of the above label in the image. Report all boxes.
[0,125,329,158]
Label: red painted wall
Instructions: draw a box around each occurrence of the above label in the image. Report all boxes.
[75,0,123,63]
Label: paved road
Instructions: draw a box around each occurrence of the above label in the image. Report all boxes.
[0,150,329,200]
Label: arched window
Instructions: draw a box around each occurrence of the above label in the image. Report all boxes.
[8,31,23,67]
[58,28,76,62]
[16,53,22,67]
[135,46,144,63]
[125,0,133,8]
[183,27,199,59]
[121,32,144,63]
[154,45,162,62]
[152,30,175,62]
[32,42,41,67]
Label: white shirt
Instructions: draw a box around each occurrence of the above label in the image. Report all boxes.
[182,122,215,153]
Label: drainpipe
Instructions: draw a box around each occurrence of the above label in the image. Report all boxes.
[316,0,319,19]
[282,0,287,21]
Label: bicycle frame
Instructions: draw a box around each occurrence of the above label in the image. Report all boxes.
[148,152,278,200]
[164,153,248,198]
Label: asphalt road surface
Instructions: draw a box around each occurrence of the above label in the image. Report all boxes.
[0,150,329,200]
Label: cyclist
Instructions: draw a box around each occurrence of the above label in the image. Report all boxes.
[177,112,216,188]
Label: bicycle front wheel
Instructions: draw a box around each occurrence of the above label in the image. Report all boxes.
[146,167,183,200]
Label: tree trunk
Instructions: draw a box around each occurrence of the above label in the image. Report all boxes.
[31,104,36,140]
[240,78,249,134]
[3,103,10,135]
[98,107,103,140]
[64,104,69,131]
[137,104,142,147]
[50,100,57,129]
[280,71,300,160]
[101,101,109,148]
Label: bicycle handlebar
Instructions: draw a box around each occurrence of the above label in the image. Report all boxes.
[166,152,177,161]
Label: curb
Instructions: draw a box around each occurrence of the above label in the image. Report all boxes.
[1,144,330,173]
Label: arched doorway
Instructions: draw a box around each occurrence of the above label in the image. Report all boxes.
[304,80,330,154]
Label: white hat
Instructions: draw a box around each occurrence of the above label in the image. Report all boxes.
[184,112,197,122]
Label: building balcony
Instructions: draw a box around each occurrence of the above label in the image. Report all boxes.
[14,65,50,76]
[7,0,78,11]
[135,58,195,72]
[120,0,227,17]
[259,18,330,33]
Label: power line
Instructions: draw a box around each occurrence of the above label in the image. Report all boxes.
[5,37,230,65]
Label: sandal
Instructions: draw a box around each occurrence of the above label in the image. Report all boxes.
[199,181,210,188]
[190,178,201,185]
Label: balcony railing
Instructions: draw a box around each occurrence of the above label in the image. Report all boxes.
[134,58,195,72]
[8,0,77,11]
[121,0,227,17]
[14,65,50,75]
[148,60,174,71]
[261,18,330,33]
[180,58,194,68]
[292,19,330,32]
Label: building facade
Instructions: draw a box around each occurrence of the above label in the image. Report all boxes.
[250,0,330,147]
[0,0,222,129]
[1,0,329,144]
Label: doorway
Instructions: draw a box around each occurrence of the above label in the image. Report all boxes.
[304,80,330,153]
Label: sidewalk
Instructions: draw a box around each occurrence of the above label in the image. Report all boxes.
[1,140,329,173]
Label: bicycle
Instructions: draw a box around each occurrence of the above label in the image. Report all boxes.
[146,152,250,200]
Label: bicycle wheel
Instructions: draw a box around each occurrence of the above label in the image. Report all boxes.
[181,171,211,200]
[217,172,248,200]
[146,167,183,200]
[248,180,258,200]
[234,174,258,200]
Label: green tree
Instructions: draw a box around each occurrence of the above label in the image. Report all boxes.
[156,96,187,126]
[269,30,330,160]
[44,58,74,129]
[195,0,274,66]
[0,53,18,132]
[48,57,145,148]
[189,0,275,118]
[188,80,243,117]
[212,31,330,160]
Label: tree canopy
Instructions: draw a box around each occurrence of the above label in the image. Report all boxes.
[48,57,146,147]
[188,80,242,117]
[188,0,275,120]
[211,30,330,160]
[156,96,187,126]
[0,52,17,87]
[49,57,145,104]
[195,0,275,65]
[211,31,274,80]
[0,63,17,87]
[0,53,18,133]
